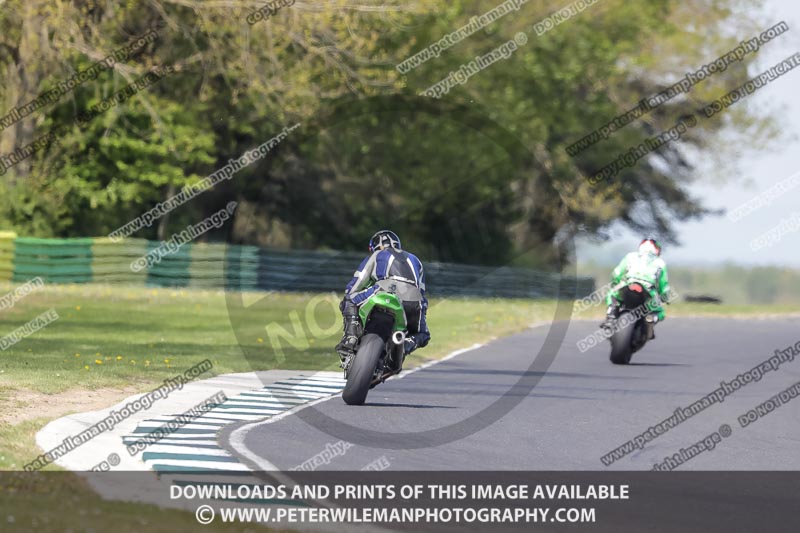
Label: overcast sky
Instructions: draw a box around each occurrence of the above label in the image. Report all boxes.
[577,0,800,268]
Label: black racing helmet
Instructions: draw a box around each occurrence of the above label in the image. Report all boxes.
[369,230,402,252]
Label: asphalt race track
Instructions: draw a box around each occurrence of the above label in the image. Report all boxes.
[226,318,800,471]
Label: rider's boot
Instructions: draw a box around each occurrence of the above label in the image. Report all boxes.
[403,337,417,357]
[335,300,362,364]
[600,305,618,330]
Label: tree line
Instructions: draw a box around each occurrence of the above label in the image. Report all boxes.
[0,0,776,266]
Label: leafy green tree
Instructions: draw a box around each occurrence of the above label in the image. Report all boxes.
[0,0,780,268]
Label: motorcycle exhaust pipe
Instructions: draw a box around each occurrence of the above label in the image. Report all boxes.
[391,331,406,345]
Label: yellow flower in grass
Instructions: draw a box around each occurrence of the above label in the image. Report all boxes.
[74,353,80,357]
[75,306,81,311]
[116,356,122,361]
[84,365,89,370]
[257,338,264,344]
[95,359,102,365]
[164,358,169,364]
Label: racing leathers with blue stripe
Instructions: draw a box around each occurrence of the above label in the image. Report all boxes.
[340,248,430,355]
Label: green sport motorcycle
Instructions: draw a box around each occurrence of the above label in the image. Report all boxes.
[341,291,408,405]
[606,282,657,365]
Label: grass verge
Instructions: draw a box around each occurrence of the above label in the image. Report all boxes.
[0,282,554,532]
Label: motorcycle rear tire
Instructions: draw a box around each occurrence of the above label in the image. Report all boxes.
[343,334,384,405]
[609,313,636,365]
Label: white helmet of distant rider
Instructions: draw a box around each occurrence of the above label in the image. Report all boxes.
[639,238,662,256]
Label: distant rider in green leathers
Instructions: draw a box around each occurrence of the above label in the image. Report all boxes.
[603,238,672,339]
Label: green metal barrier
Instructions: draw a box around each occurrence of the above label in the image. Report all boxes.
[91,237,149,285]
[0,232,595,299]
[13,237,93,283]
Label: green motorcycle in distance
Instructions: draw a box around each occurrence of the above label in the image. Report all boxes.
[341,291,408,405]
